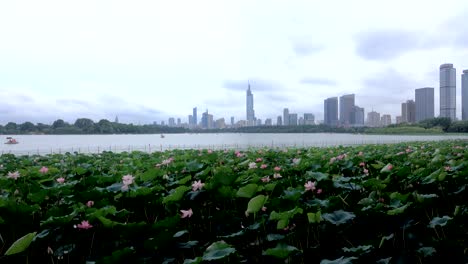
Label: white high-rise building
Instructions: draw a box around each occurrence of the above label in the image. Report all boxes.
[283,108,290,126]
[324,97,338,126]
[440,63,456,120]
[462,70,468,120]
[415,88,434,122]
[246,82,255,125]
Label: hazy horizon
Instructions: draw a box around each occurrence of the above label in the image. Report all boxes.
[1,0,468,125]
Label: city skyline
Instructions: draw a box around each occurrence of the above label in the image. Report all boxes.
[1,1,468,125]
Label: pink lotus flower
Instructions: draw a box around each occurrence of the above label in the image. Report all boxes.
[316,189,322,194]
[273,173,282,179]
[364,169,369,175]
[161,158,174,165]
[358,151,363,156]
[359,162,365,167]
[192,180,205,191]
[397,151,405,155]
[180,208,193,218]
[304,181,316,192]
[444,166,451,171]
[248,162,257,169]
[7,171,20,180]
[256,158,263,162]
[262,206,267,211]
[329,157,336,164]
[406,148,412,153]
[207,149,213,154]
[122,174,135,185]
[76,220,93,230]
[260,164,268,169]
[236,152,243,158]
[261,176,270,183]
[381,163,393,172]
[39,166,49,174]
[274,166,281,172]
[86,201,94,207]
[56,177,65,184]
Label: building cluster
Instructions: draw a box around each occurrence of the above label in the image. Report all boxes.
[156,63,468,129]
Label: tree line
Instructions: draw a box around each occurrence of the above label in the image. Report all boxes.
[0,118,187,134]
[1,117,467,135]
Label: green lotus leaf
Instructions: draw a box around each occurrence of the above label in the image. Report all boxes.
[5,232,37,255]
[322,210,355,225]
[263,243,299,259]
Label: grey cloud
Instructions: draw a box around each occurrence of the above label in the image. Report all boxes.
[300,78,337,86]
[56,99,91,107]
[355,30,424,60]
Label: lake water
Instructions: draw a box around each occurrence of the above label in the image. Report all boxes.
[2,133,468,155]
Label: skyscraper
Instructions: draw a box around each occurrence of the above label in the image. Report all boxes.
[277,116,282,126]
[440,63,456,120]
[324,97,338,126]
[351,106,364,126]
[246,82,255,125]
[415,88,434,122]
[193,107,198,126]
[462,70,468,120]
[381,114,391,126]
[367,111,381,127]
[289,113,298,126]
[283,108,290,126]
[303,113,315,125]
[401,100,416,123]
[339,94,355,126]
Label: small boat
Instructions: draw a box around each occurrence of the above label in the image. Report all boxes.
[5,137,19,144]
[160,134,165,138]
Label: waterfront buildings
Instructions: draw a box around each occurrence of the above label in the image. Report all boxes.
[192,107,198,126]
[367,111,381,127]
[303,113,315,125]
[381,114,391,127]
[463,70,468,120]
[339,94,355,126]
[324,97,338,126]
[289,113,298,126]
[277,116,282,126]
[401,100,416,123]
[440,63,456,120]
[351,106,365,126]
[283,108,290,126]
[415,88,435,122]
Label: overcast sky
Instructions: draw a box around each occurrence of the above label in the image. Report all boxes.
[1,0,468,125]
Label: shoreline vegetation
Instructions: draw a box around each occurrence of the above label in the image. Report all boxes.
[1,117,468,135]
[0,141,467,263]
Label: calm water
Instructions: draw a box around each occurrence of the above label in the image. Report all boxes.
[1,133,468,155]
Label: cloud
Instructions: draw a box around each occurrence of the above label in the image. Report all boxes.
[223,79,284,92]
[292,40,323,56]
[355,30,426,60]
[300,78,337,86]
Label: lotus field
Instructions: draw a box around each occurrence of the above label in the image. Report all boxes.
[1,140,468,263]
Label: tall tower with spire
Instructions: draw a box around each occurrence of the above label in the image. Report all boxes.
[246,81,255,125]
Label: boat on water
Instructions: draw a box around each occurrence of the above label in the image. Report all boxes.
[160,134,165,138]
[5,137,19,144]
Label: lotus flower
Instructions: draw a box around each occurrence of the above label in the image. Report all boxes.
[273,173,282,179]
[292,158,301,165]
[260,164,268,169]
[7,171,20,180]
[261,176,270,182]
[56,177,65,184]
[76,220,93,230]
[192,180,205,191]
[304,181,316,192]
[248,162,257,169]
[180,208,193,218]
[86,201,94,207]
[274,166,281,171]
[256,158,263,162]
[122,174,135,185]
[39,166,49,174]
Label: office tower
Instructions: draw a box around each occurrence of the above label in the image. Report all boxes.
[188,115,193,125]
[381,114,391,126]
[289,113,298,125]
[208,114,213,129]
[396,116,402,124]
[177,118,181,126]
[401,100,416,123]
[304,113,315,125]
[231,116,235,125]
[298,117,304,125]
[462,70,468,120]
[201,110,209,129]
[415,87,435,122]
[283,108,290,126]
[256,119,262,126]
[168,118,175,127]
[246,82,255,125]
[339,94,355,125]
[440,63,456,120]
[277,116,282,126]
[351,106,365,126]
[324,97,338,126]
[193,107,198,126]
[367,111,381,127]
[215,118,225,129]
[265,118,272,126]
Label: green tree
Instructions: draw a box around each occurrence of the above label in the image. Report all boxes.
[52,119,67,129]
[19,122,36,132]
[74,118,95,133]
